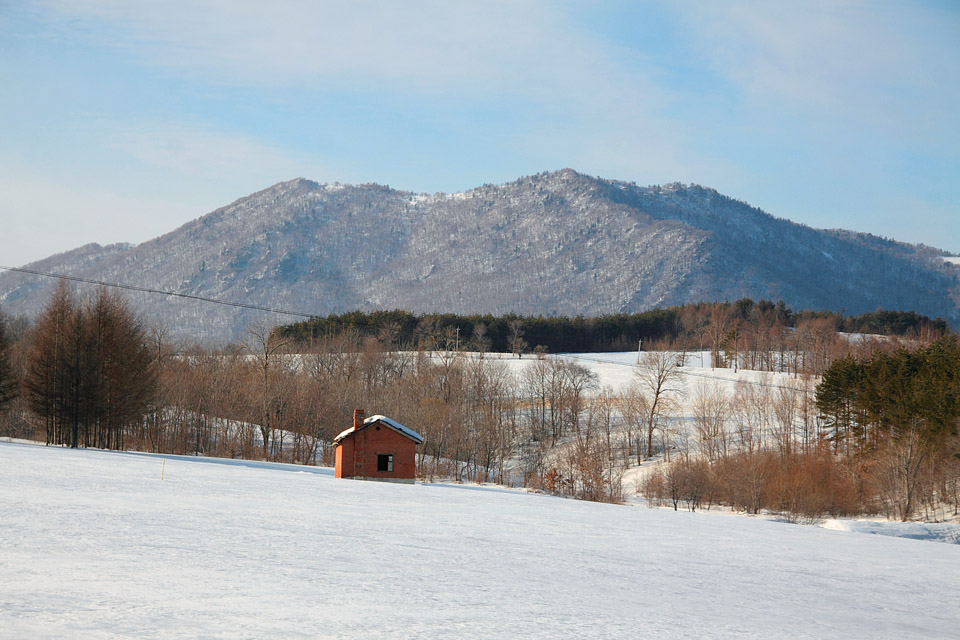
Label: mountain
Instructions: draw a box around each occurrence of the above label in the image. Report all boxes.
[1,169,958,341]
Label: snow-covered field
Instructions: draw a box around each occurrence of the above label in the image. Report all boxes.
[820,518,960,545]
[3,442,960,639]
[451,349,800,402]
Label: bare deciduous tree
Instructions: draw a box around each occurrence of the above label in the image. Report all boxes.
[635,340,684,459]
[467,323,492,355]
[772,380,800,457]
[0,311,16,412]
[507,319,528,358]
[691,382,729,462]
[24,282,156,449]
[616,383,650,466]
[247,320,289,458]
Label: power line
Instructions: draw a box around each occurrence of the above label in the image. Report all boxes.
[0,265,318,319]
[0,264,819,389]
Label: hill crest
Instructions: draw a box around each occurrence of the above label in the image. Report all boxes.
[1,169,957,340]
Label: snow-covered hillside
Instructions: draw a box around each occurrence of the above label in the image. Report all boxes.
[3,442,959,639]
[2,170,957,341]
[455,350,806,405]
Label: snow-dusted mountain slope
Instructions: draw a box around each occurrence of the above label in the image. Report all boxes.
[3,441,959,639]
[2,169,957,340]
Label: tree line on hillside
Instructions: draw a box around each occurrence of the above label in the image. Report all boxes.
[5,282,156,449]
[275,302,949,358]
[0,283,956,518]
[275,308,679,353]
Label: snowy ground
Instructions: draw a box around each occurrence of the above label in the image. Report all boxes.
[3,442,960,639]
[470,349,812,489]
[820,519,960,545]
[454,349,807,404]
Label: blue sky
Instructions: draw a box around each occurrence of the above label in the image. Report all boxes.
[1,0,958,267]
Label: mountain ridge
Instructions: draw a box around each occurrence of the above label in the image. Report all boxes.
[1,169,957,340]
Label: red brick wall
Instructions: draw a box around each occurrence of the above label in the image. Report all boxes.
[334,437,353,477]
[335,421,418,480]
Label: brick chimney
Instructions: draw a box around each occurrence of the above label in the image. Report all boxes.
[353,409,365,430]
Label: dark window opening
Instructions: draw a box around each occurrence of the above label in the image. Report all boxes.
[377,454,394,472]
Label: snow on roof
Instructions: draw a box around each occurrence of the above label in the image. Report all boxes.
[333,415,424,445]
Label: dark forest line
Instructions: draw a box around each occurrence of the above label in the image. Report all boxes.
[275,300,949,354]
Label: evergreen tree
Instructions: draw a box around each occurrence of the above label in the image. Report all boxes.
[817,337,960,453]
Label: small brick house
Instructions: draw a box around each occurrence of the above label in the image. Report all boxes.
[333,410,424,483]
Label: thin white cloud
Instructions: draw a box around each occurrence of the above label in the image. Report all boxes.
[679,1,960,144]
[0,118,336,266]
[108,122,331,183]
[16,0,957,259]
[34,0,700,181]
[0,162,197,267]
[36,1,616,90]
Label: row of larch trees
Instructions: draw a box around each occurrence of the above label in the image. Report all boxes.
[23,282,156,449]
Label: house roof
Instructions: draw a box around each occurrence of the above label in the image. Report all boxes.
[333,415,424,445]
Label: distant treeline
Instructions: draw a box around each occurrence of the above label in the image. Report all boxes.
[276,309,681,353]
[274,301,949,353]
[833,309,950,336]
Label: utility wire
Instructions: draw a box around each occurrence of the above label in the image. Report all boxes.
[2,263,818,392]
[0,265,317,319]
[0,266,822,392]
